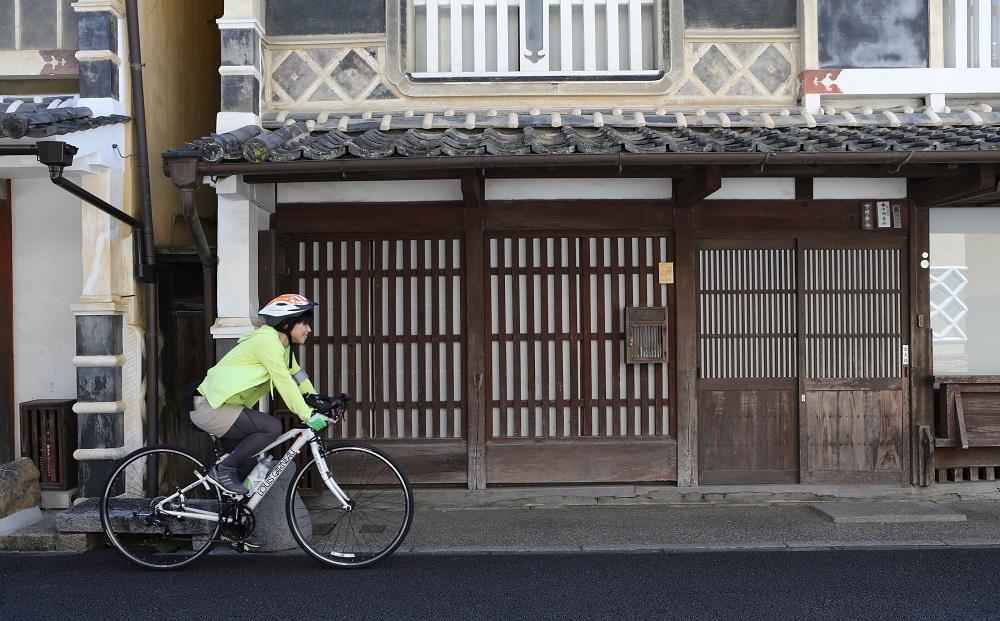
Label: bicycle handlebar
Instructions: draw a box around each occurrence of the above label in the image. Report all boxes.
[304,392,352,420]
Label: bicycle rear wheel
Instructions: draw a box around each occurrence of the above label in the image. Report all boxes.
[288,444,414,568]
[100,446,222,570]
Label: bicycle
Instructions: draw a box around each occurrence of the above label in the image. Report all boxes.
[99,393,414,570]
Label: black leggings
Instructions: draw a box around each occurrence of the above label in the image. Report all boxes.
[218,409,282,475]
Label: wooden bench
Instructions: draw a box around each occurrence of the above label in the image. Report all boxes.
[935,376,1000,449]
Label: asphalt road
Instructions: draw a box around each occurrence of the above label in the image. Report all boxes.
[2,548,999,620]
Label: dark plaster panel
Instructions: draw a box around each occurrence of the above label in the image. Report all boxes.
[76,315,122,356]
[77,11,117,52]
[78,412,123,449]
[77,367,122,402]
[266,0,385,36]
[819,0,927,68]
[222,29,257,67]
[79,59,119,99]
[20,0,57,49]
[79,459,118,497]
[222,74,260,114]
[685,0,796,29]
[61,0,78,49]
[0,1,14,50]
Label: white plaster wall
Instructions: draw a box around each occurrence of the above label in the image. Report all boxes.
[10,178,82,456]
[485,178,672,200]
[278,180,463,203]
[706,178,796,200]
[813,178,908,199]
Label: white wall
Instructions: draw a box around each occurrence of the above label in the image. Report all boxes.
[278,180,463,203]
[485,178,672,200]
[813,178,907,199]
[11,178,82,455]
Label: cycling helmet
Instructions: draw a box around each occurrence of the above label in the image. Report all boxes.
[259,294,317,328]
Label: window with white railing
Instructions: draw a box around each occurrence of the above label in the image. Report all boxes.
[410,0,663,78]
[943,0,999,67]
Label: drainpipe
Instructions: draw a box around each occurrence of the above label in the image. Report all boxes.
[166,157,216,366]
[125,0,160,490]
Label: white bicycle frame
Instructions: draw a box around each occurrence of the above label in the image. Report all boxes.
[151,427,350,524]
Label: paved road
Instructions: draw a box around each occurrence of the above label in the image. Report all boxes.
[2,548,999,620]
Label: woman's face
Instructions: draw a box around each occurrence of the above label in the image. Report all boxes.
[290,319,312,345]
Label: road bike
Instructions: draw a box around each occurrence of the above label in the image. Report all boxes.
[99,393,414,570]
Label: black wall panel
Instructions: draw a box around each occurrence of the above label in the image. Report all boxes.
[266,0,386,36]
[819,0,928,68]
[684,0,797,29]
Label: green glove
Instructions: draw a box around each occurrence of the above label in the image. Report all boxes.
[307,413,330,431]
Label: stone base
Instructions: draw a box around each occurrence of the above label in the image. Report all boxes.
[812,501,968,524]
[248,462,309,552]
[0,509,98,551]
[0,506,42,536]
[41,488,78,510]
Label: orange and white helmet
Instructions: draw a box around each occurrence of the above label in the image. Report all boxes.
[259,294,317,327]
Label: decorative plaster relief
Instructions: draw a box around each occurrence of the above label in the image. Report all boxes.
[666,38,799,102]
[265,46,400,108]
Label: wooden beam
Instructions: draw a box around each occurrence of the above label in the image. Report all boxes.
[674,167,722,207]
[908,164,997,206]
[954,390,969,449]
[461,171,487,490]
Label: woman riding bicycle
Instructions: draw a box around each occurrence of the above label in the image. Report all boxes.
[190,293,331,495]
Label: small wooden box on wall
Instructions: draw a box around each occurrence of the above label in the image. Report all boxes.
[626,307,668,364]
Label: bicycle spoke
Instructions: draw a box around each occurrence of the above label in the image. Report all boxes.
[288,445,412,567]
[101,448,221,570]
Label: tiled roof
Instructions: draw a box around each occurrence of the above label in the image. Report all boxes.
[261,106,1000,133]
[164,110,1000,163]
[0,96,129,139]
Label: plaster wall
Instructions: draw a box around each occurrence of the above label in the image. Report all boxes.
[10,177,82,456]
[485,178,672,201]
[813,178,907,199]
[706,178,795,200]
[279,180,462,203]
[130,0,223,247]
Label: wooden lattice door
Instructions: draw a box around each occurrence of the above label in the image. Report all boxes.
[289,235,466,485]
[485,235,675,484]
[697,242,800,484]
[697,239,909,485]
[801,244,908,483]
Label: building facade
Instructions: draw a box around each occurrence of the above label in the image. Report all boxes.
[0,0,221,501]
[166,0,997,490]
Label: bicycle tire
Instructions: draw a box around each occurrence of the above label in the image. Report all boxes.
[287,443,414,568]
[100,445,222,570]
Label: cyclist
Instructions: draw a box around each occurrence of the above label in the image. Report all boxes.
[190,293,331,495]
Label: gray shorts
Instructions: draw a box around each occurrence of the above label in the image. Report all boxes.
[189,396,244,437]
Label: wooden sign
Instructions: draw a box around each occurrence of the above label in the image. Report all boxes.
[658,262,674,284]
[876,201,892,228]
[861,201,874,230]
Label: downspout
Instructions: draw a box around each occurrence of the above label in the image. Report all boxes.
[164,157,216,367]
[180,187,217,366]
[125,0,160,461]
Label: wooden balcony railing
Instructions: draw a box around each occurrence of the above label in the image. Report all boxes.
[944,0,999,68]
[411,0,659,78]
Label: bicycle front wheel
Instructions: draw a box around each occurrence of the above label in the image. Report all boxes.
[288,444,414,568]
[100,446,222,570]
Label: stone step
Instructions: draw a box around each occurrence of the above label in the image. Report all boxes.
[0,510,100,552]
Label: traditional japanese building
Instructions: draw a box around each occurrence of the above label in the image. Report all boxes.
[160,0,1000,490]
[0,0,221,502]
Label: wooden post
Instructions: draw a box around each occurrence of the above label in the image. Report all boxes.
[462,172,487,489]
[0,180,11,464]
[673,168,721,487]
[907,199,934,485]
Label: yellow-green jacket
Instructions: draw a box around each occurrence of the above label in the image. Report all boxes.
[198,325,317,420]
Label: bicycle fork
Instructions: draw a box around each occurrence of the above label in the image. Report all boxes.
[309,439,353,511]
